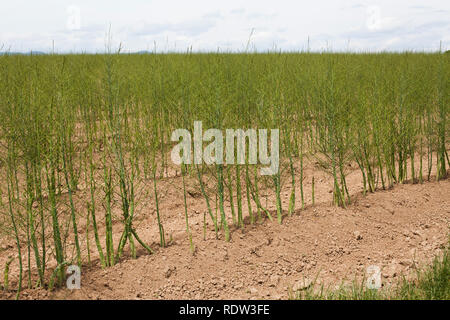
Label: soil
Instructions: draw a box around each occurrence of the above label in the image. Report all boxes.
[0,158,449,300]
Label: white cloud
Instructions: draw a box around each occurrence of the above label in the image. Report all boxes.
[0,0,449,52]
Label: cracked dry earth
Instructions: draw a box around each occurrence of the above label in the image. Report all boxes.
[6,176,448,300]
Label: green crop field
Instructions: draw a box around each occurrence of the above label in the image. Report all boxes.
[0,51,448,298]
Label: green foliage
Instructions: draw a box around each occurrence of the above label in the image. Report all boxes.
[0,51,448,296]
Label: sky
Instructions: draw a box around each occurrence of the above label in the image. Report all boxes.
[0,0,449,53]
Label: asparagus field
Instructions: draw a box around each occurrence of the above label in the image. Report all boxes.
[0,52,448,299]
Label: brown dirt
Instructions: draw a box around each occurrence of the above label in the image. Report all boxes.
[0,156,449,300]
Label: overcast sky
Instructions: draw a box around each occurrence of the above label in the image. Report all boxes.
[1,0,449,53]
